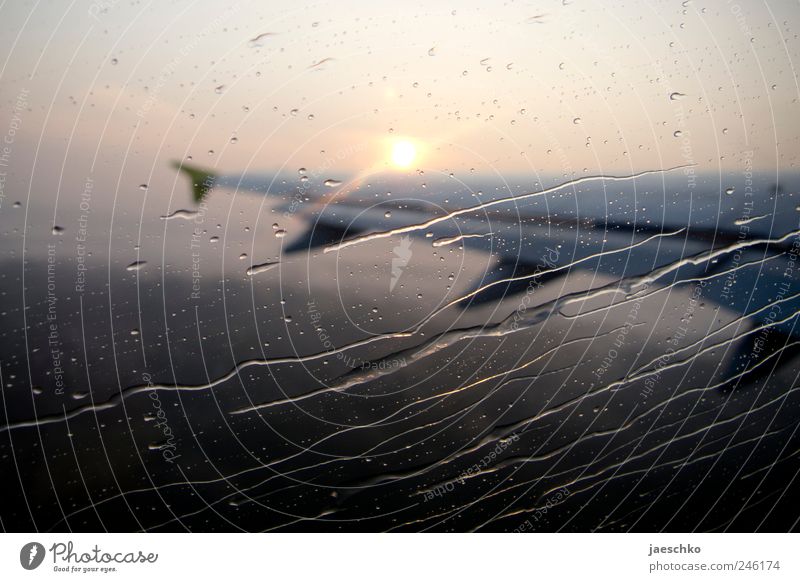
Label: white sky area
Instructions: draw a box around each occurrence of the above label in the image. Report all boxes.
[0,0,798,182]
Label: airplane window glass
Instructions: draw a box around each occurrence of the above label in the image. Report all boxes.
[0,1,799,533]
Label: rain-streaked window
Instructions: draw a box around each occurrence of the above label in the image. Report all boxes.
[0,0,799,537]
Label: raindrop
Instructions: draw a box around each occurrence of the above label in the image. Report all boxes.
[274,229,287,238]
[126,261,147,271]
[428,47,436,56]
[324,179,342,187]
[384,211,392,218]
[111,58,118,65]
[139,184,148,190]
[573,117,582,125]
[247,32,274,48]
[209,235,219,243]
[669,92,686,100]
[51,225,64,235]
[160,209,198,220]
[673,130,683,137]
[215,85,225,94]
[725,187,735,195]
[246,261,279,276]
[131,329,140,336]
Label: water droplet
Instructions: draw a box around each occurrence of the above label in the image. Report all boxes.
[131,329,140,336]
[384,211,392,218]
[669,92,686,100]
[573,117,582,125]
[51,225,64,235]
[428,47,436,56]
[290,109,298,116]
[246,261,279,276]
[247,32,274,48]
[126,261,147,271]
[215,85,225,94]
[673,130,683,137]
[139,183,148,191]
[160,209,198,220]
[298,167,307,175]
[230,136,238,144]
[110,58,118,65]
[725,187,735,195]
[239,253,248,260]
[274,229,287,238]
[209,235,219,243]
[324,179,342,187]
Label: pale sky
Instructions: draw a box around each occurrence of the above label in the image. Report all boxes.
[1,0,798,181]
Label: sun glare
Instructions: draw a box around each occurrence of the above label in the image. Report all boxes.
[390,140,417,168]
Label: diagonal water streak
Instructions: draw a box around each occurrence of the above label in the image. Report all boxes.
[323,165,696,253]
[315,229,800,395]
[6,228,797,433]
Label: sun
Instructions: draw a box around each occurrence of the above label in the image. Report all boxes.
[390,140,417,168]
